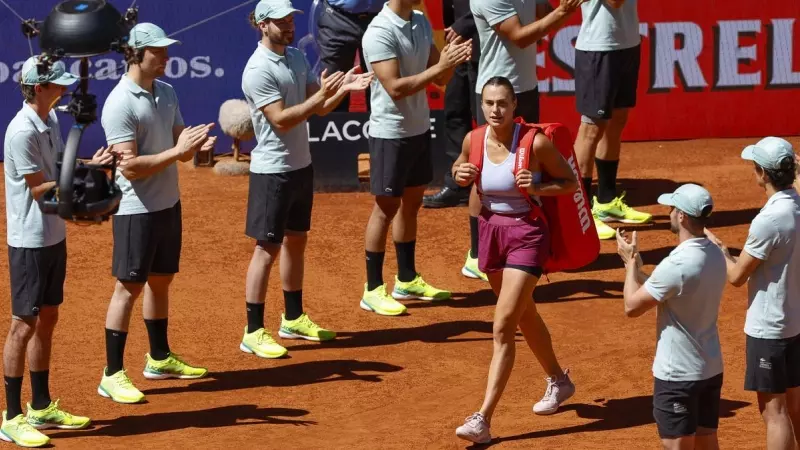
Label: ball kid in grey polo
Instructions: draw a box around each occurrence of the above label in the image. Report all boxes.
[740,137,800,341]
[242,0,312,175]
[361,3,434,139]
[4,57,78,249]
[102,23,184,215]
[647,184,726,382]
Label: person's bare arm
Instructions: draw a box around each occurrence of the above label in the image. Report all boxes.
[452,132,479,186]
[623,260,660,317]
[427,44,460,87]
[517,133,578,196]
[493,0,585,49]
[261,71,345,133]
[704,227,765,288]
[370,41,471,101]
[309,69,373,116]
[23,171,56,201]
[113,125,212,180]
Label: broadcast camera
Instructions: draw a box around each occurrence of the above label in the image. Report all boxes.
[20,0,140,223]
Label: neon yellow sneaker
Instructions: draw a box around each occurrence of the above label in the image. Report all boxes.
[360,283,407,316]
[279,313,336,341]
[0,412,49,448]
[25,400,90,430]
[594,217,617,240]
[240,327,288,359]
[143,353,208,380]
[98,368,145,404]
[592,193,652,224]
[461,251,488,281]
[392,274,451,301]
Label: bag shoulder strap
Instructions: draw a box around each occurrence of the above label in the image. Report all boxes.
[468,125,489,193]
[512,123,542,204]
[468,125,488,169]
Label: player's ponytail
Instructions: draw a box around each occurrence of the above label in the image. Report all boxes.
[762,157,796,190]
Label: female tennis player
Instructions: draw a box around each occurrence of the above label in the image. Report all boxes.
[451,76,578,444]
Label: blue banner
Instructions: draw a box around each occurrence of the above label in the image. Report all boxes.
[0,0,324,160]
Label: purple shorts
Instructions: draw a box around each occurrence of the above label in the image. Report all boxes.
[478,208,550,275]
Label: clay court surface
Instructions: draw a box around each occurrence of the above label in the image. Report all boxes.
[0,136,797,449]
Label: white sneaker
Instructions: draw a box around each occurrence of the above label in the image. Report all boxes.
[455,412,491,444]
[533,369,575,415]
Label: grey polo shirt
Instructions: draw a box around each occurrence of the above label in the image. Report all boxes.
[471,0,547,95]
[644,238,727,382]
[362,4,433,139]
[3,103,66,248]
[575,0,641,52]
[743,189,800,340]
[241,43,313,174]
[101,75,183,215]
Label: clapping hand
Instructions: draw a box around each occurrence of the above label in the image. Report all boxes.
[616,229,639,266]
[319,68,346,99]
[341,67,374,92]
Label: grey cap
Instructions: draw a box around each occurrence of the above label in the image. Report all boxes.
[20,56,78,86]
[254,0,303,22]
[128,23,180,49]
[657,183,714,218]
[741,136,795,170]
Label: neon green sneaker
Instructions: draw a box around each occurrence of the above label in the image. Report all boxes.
[392,274,451,301]
[143,353,208,380]
[594,217,617,240]
[360,283,407,316]
[279,313,336,341]
[98,368,145,404]
[461,251,488,281]
[592,193,652,224]
[240,327,288,359]
[0,412,49,448]
[25,400,90,430]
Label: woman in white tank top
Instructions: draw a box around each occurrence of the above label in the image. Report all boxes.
[448,76,580,444]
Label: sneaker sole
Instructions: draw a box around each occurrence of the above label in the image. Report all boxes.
[359,299,406,316]
[278,330,321,342]
[30,421,90,430]
[597,215,652,224]
[461,266,489,281]
[455,431,491,444]
[97,386,144,404]
[239,342,287,359]
[142,370,208,380]
[391,291,450,302]
[0,430,48,448]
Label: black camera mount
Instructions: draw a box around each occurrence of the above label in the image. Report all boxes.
[20,0,139,223]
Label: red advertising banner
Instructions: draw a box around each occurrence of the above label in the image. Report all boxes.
[352,0,800,142]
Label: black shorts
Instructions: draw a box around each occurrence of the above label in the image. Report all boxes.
[745,333,800,394]
[653,373,723,438]
[112,201,182,283]
[476,88,540,125]
[8,240,67,317]
[246,164,314,244]
[369,131,433,197]
[575,44,641,121]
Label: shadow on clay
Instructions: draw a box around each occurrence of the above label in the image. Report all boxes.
[137,359,403,396]
[469,395,751,448]
[47,404,315,438]
[285,319,495,352]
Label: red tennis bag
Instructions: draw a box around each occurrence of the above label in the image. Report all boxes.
[468,119,600,273]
